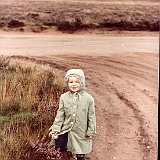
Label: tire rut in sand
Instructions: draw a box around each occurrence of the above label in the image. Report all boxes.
[9,53,158,160]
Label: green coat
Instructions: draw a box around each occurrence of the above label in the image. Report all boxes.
[49,69,97,154]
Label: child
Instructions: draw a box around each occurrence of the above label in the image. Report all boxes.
[49,69,98,160]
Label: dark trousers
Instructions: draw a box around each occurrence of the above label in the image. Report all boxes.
[77,155,85,160]
[77,157,85,160]
[55,132,68,152]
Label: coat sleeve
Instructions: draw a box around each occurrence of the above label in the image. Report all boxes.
[49,95,64,132]
[86,97,98,136]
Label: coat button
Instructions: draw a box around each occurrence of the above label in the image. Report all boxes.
[71,122,73,125]
[73,114,75,116]
[74,105,76,108]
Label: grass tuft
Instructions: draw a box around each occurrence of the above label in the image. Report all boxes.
[0,57,66,160]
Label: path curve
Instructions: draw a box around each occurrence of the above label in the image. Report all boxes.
[0,33,158,160]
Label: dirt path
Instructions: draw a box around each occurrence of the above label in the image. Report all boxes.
[0,32,158,56]
[0,32,158,160]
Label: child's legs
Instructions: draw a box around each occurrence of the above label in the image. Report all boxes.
[55,132,68,152]
[76,154,85,160]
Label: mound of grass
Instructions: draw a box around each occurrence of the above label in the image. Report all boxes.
[0,57,66,160]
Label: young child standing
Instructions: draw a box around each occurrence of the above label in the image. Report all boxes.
[49,69,98,160]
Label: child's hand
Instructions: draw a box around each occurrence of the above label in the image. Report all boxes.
[86,135,92,139]
[49,131,59,137]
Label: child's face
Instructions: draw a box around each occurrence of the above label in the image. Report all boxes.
[68,76,81,92]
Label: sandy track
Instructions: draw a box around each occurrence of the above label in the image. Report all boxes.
[0,33,158,56]
[0,33,158,160]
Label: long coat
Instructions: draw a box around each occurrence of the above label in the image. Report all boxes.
[49,69,97,154]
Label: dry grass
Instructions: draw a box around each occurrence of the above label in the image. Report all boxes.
[0,57,66,160]
[0,0,159,32]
